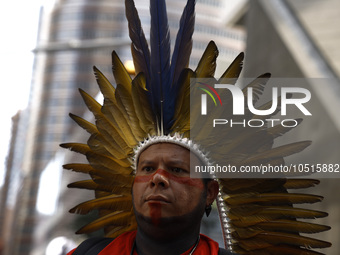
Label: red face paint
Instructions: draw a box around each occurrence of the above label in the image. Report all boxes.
[148,202,162,226]
[134,169,169,183]
[134,169,204,190]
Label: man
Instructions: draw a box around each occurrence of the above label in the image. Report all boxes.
[131,143,220,254]
[67,143,235,254]
[63,0,237,252]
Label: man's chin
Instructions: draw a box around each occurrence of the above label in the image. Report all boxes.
[136,212,177,227]
[135,214,188,240]
[134,207,204,237]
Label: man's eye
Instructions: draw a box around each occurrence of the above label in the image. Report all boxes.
[142,167,154,172]
[171,167,184,173]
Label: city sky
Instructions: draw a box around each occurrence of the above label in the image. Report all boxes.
[0,1,43,186]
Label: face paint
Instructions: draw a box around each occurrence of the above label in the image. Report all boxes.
[148,202,162,226]
[134,169,204,226]
[134,169,204,190]
[132,143,208,229]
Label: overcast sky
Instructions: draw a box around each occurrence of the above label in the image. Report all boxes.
[0,1,44,186]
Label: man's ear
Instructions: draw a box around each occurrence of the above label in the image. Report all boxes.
[206,180,219,205]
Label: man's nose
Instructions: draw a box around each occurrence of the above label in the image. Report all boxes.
[150,169,170,188]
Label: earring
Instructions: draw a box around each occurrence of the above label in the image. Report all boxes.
[205,204,212,217]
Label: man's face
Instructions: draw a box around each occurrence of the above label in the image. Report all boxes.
[132,143,210,226]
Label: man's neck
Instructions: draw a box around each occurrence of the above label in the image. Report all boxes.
[135,225,200,255]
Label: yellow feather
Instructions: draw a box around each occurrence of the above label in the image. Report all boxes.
[112,51,132,93]
[62,163,95,174]
[284,179,320,189]
[78,88,132,151]
[243,141,312,166]
[115,83,145,140]
[131,73,155,134]
[235,231,331,249]
[88,133,127,159]
[59,143,91,155]
[218,52,244,84]
[171,69,193,131]
[79,88,103,115]
[242,73,271,105]
[67,180,98,190]
[225,193,323,206]
[76,211,133,234]
[259,245,326,255]
[195,41,218,78]
[86,151,132,172]
[69,113,98,135]
[69,194,132,214]
[266,119,303,139]
[219,179,286,194]
[101,99,138,147]
[228,205,328,224]
[67,180,129,196]
[249,219,331,234]
[93,66,116,104]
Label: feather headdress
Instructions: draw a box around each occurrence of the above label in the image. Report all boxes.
[61,0,331,254]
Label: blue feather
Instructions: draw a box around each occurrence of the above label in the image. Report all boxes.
[126,0,196,133]
[170,0,195,89]
[150,0,171,133]
[125,0,151,84]
[166,0,196,131]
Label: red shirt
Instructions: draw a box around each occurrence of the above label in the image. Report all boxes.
[67,231,220,255]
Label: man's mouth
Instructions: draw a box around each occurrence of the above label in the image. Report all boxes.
[145,195,170,203]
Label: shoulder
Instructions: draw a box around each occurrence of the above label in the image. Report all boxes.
[199,234,238,255]
[68,237,114,255]
[69,231,137,255]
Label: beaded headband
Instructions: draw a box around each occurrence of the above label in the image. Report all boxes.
[133,134,211,173]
